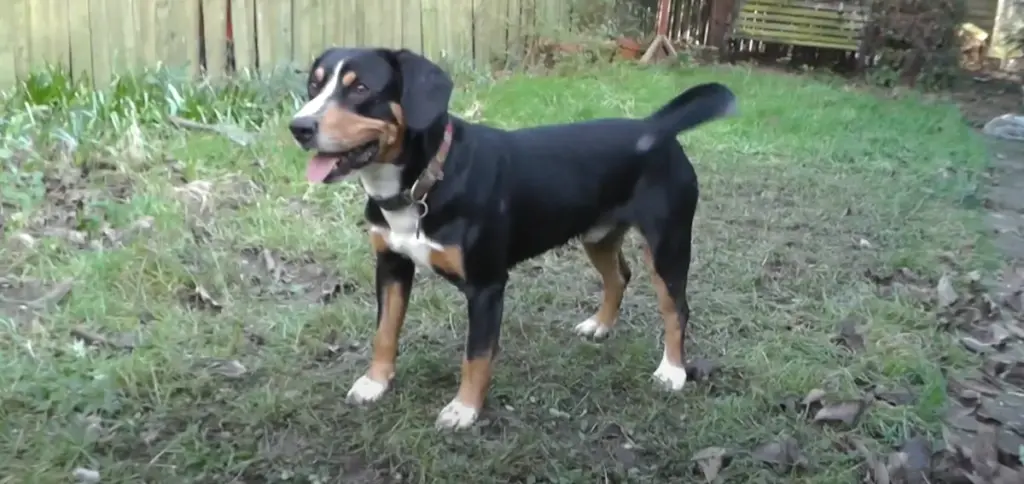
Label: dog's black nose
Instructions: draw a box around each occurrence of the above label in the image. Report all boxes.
[289,116,318,147]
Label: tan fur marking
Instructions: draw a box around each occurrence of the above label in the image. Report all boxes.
[366,282,409,383]
[455,352,494,410]
[644,245,684,366]
[582,232,630,332]
[370,230,388,253]
[320,102,399,155]
[428,245,465,279]
[341,71,357,87]
[313,67,325,82]
[381,103,407,163]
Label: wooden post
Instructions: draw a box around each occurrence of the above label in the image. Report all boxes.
[640,0,677,63]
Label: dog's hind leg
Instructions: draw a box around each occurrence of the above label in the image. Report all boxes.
[639,210,695,392]
[575,227,631,339]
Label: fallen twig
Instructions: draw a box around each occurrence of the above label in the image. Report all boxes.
[167,116,256,147]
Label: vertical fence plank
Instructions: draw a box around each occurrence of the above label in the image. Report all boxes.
[276,0,294,70]
[402,0,423,52]
[160,0,200,75]
[352,0,367,46]
[310,0,325,59]
[0,4,15,87]
[255,1,274,72]
[101,0,133,79]
[390,0,404,49]
[293,0,325,66]
[153,0,173,69]
[292,0,310,64]
[87,0,111,85]
[324,0,341,47]
[337,0,358,47]
[473,0,504,69]
[67,0,93,82]
[184,1,202,77]
[50,0,72,71]
[134,0,157,72]
[119,0,139,74]
[449,0,473,65]
[506,0,522,63]
[421,0,441,60]
[366,0,382,46]
[255,0,292,73]
[203,0,229,78]
[27,0,51,72]
[231,0,257,73]
[11,0,32,81]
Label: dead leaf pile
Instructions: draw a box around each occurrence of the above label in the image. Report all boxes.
[6,159,150,252]
[238,247,354,304]
[778,388,872,427]
[865,264,1024,480]
[172,174,263,222]
[848,436,933,484]
[832,315,867,353]
[690,437,806,482]
[0,277,75,326]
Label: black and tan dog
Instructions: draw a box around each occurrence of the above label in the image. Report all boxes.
[289,47,736,429]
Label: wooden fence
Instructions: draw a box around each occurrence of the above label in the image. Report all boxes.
[0,0,570,89]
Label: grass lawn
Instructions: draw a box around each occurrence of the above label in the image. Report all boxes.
[0,62,992,483]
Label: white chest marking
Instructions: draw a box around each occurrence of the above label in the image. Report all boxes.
[361,164,444,269]
[370,226,443,269]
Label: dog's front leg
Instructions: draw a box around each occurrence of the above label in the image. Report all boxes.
[346,237,415,405]
[435,278,507,430]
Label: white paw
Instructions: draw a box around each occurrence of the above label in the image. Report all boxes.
[435,399,480,430]
[574,317,612,338]
[652,354,688,392]
[345,375,389,404]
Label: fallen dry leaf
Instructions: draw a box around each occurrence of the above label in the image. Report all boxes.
[4,277,76,310]
[185,284,223,312]
[70,325,137,351]
[685,358,718,381]
[833,316,866,353]
[848,437,889,484]
[886,436,932,484]
[937,274,959,307]
[812,398,868,427]
[690,446,731,482]
[202,359,247,378]
[72,467,100,483]
[873,387,917,407]
[802,388,827,407]
[751,436,807,471]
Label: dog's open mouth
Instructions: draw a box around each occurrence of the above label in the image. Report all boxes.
[306,143,380,183]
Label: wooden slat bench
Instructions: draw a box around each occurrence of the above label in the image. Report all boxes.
[732,0,869,52]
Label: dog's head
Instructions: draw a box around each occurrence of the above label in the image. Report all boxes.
[289,48,454,183]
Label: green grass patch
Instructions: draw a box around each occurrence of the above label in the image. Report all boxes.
[0,62,991,483]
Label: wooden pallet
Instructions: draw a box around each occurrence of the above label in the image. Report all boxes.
[732,0,869,51]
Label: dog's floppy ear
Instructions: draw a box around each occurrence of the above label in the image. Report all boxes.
[394,49,453,131]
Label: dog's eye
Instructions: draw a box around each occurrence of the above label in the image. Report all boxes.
[352,83,369,94]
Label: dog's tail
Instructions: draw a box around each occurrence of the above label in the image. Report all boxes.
[635,82,737,153]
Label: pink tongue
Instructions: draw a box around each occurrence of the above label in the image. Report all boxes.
[306,155,337,182]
